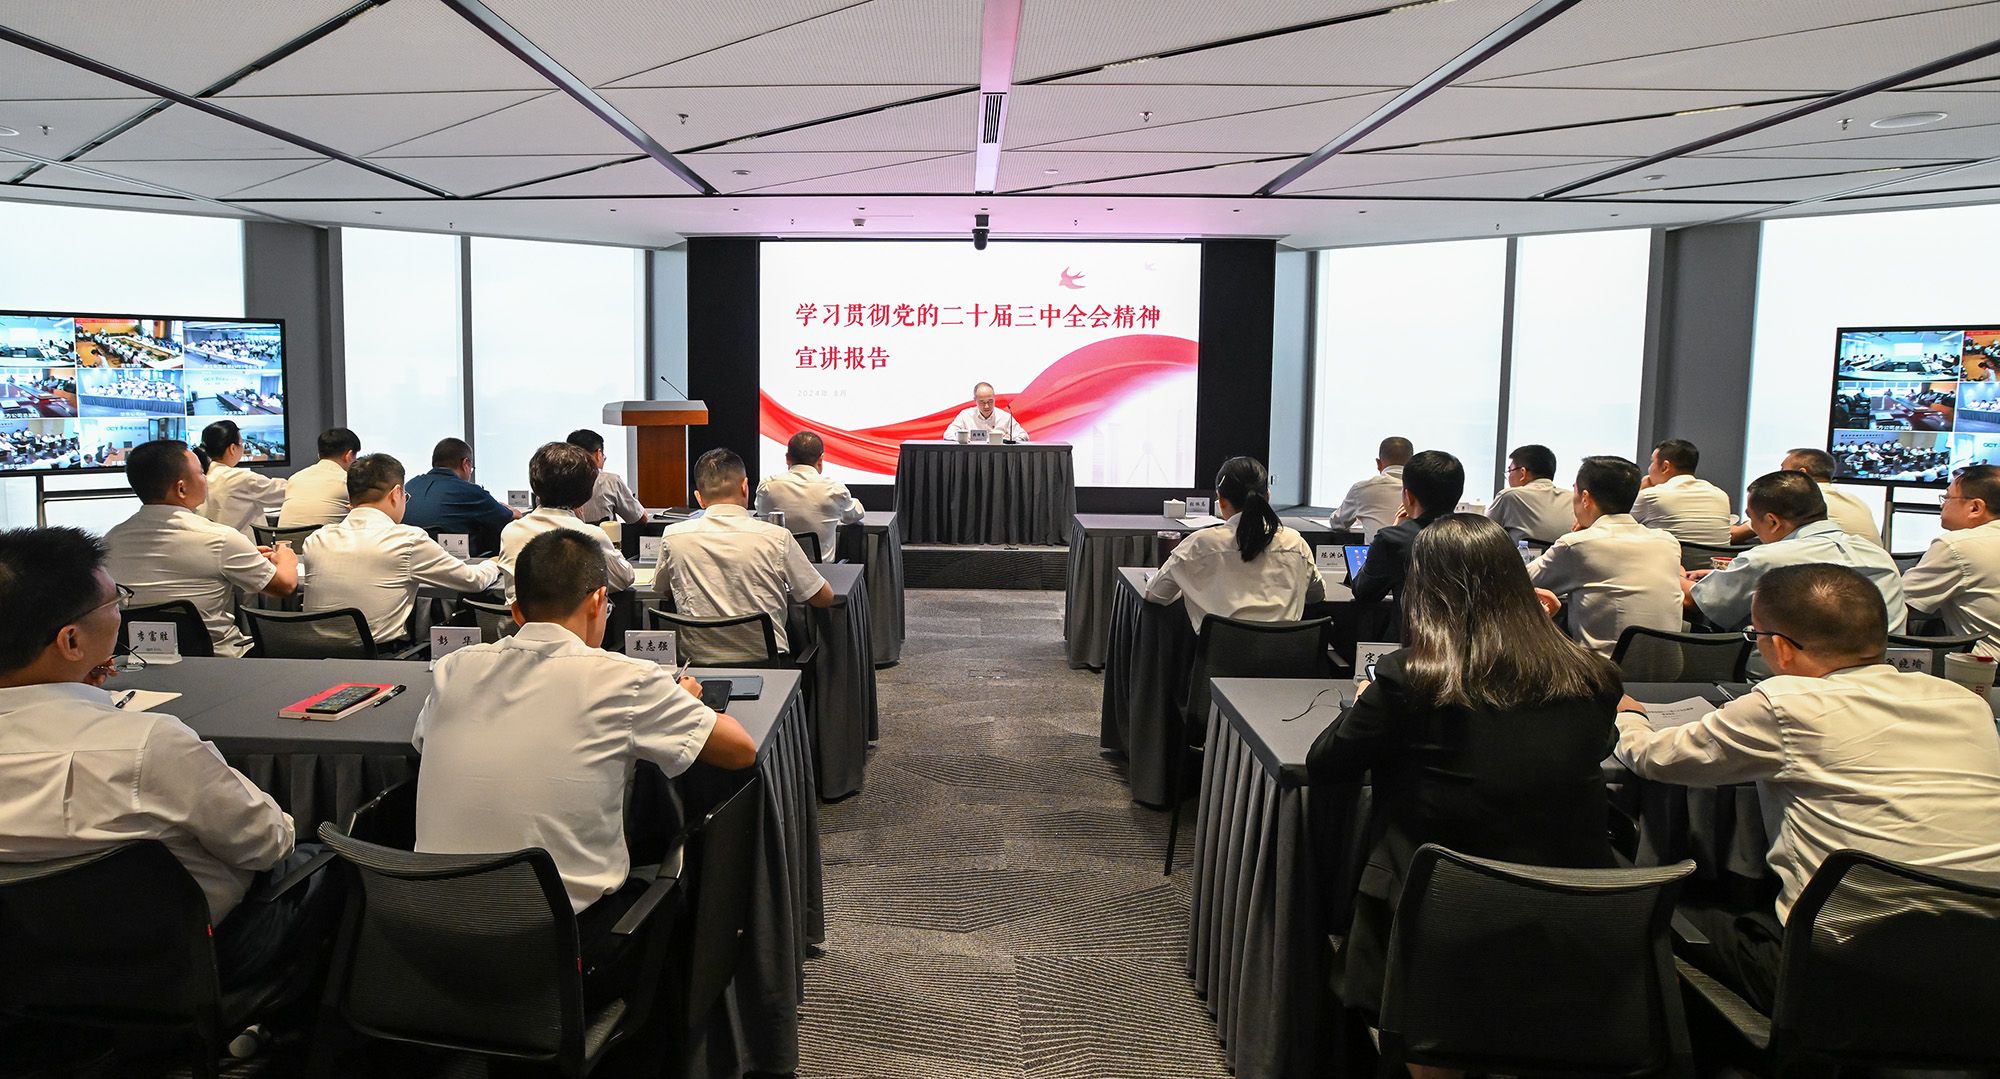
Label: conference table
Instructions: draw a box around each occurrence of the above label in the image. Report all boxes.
[893,439,1076,546]
[114,657,823,1079]
[1186,677,1760,1079]
[836,510,907,667]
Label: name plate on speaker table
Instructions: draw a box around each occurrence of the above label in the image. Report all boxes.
[623,630,678,666]
[437,533,470,559]
[507,489,533,511]
[968,429,991,444]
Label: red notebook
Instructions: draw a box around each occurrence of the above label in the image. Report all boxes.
[280,682,397,721]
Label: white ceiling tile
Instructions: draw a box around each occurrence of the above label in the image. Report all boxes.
[717,94,977,153]
[1285,152,1619,193]
[219,1,550,95]
[231,197,687,247]
[1349,86,1793,152]
[1477,2,2000,92]
[0,181,262,217]
[480,0,855,87]
[502,157,711,197]
[1383,100,1801,157]
[1294,158,1651,200]
[1012,0,1383,81]
[79,158,321,198]
[691,151,966,194]
[1678,88,2000,157]
[1562,154,1975,196]
[1696,121,2000,160]
[0,0,359,94]
[1004,84,1388,150]
[1039,91,1398,153]
[1767,160,2000,214]
[1596,163,1978,204]
[1054,0,1556,86]
[0,97,159,160]
[13,162,205,198]
[368,93,640,158]
[603,84,961,152]
[0,41,158,99]
[998,150,1276,192]
[751,153,974,194]
[369,154,633,196]
[223,159,427,200]
[1040,158,1293,195]
[606,0,980,88]
[222,91,549,158]
[79,103,320,161]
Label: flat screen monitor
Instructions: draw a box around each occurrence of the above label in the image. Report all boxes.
[0,309,286,475]
[1827,324,2000,488]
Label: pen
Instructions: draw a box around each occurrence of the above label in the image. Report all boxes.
[1713,682,1738,701]
[370,684,408,708]
[113,690,136,709]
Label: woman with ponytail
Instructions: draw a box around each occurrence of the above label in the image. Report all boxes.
[1144,456,1323,630]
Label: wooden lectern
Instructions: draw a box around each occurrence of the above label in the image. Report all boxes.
[604,400,708,508]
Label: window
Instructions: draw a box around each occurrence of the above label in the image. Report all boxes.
[342,228,465,483]
[1310,239,1507,505]
[1505,229,1651,487]
[469,238,644,499]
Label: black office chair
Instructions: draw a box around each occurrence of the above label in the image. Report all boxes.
[1377,844,1698,1079]
[642,608,784,668]
[245,607,401,660]
[1611,626,1750,683]
[1164,614,1335,874]
[1676,848,2000,1076]
[0,840,333,1079]
[1678,540,1753,573]
[644,775,764,1076]
[459,597,521,642]
[1886,629,1984,674]
[252,523,323,549]
[344,779,417,850]
[312,825,681,1079]
[1889,550,1927,574]
[118,599,216,658]
[791,531,822,564]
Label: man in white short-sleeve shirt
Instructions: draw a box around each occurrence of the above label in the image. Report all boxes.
[663,448,833,662]
[756,431,864,563]
[276,427,359,529]
[1903,463,2000,657]
[302,453,501,645]
[1329,436,1411,542]
[1489,444,1575,545]
[415,528,756,1003]
[1528,455,1684,657]
[1631,438,1733,546]
[568,428,646,525]
[1729,447,1881,547]
[495,442,635,604]
[199,419,288,537]
[944,382,1029,442]
[105,440,300,657]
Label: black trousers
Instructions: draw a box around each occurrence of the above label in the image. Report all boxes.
[574,881,649,1012]
[1678,901,1785,1014]
[213,844,343,995]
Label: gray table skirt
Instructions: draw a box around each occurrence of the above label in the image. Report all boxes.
[231,753,417,841]
[1098,570,1195,807]
[811,577,879,800]
[1065,518,1170,669]
[839,517,905,667]
[1637,783,1771,881]
[893,442,1076,545]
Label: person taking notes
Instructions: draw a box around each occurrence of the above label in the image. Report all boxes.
[1145,456,1324,629]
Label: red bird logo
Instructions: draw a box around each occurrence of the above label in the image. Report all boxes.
[1058,267,1086,289]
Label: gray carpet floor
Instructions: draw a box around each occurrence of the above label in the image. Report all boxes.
[796,589,1232,1079]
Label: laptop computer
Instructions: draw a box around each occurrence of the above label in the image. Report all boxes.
[1343,544,1370,580]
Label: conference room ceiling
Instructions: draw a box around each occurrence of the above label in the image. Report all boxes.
[1,0,1997,249]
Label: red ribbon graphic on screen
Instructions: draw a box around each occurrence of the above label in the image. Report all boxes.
[759,333,1196,475]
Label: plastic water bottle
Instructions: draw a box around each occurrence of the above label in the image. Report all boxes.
[1518,540,1533,564]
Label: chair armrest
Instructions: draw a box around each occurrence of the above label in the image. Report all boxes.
[245,845,337,905]
[1673,957,1771,1050]
[610,854,684,936]
[1611,849,1709,944]
[390,640,430,661]
[791,637,820,669]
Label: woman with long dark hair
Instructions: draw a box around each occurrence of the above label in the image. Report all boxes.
[1308,513,1622,1018]
[1145,456,1323,628]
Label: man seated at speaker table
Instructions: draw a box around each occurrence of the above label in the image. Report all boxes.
[662,448,833,664]
[1147,456,1322,630]
[1616,563,2000,1013]
[1631,437,1733,546]
[106,440,300,657]
[496,442,635,604]
[1684,470,1907,632]
[302,453,502,649]
[1487,443,1575,545]
[756,431,864,563]
[414,528,756,1008]
[199,419,288,538]
[1903,463,2000,657]
[1527,455,1684,658]
[403,437,522,558]
[1729,447,1882,547]
[276,427,360,530]
[568,428,645,526]
[1328,436,1412,543]
[943,382,1029,442]
[0,526,336,996]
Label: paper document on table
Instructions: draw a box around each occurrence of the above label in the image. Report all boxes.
[114,690,182,713]
[1180,514,1226,529]
[1636,696,1715,731]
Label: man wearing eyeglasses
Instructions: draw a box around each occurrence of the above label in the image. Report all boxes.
[1614,563,2000,1012]
[1684,470,1906,632]
[943,382,1029,442]
[1487,443,1574,545]
[1903,463,2000,657]
[0,526,315,983]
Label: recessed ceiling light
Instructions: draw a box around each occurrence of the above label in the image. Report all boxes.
[1231,208,1241,212]
[1609,212,1621,217]
[0,127,18,137]
[1643,174,1665,181]
[1043,168,1059,175]
[731,169,750,176]
[1357,210,1367,214]
[608,208,617,212]
[1871,111,1948,129]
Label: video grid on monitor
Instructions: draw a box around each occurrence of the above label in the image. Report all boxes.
[1828,325,2000,486]
[0,310,284,474]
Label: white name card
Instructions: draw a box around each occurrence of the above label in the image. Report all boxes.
[968,429,991,444]
[1315,544,1343,575]
[1885,647,1934,675]
[1186,496,1212,516]
[127,621,179,656]
[1456,500,1487,515]
[437,533,470,558]
[639,535,663,562]
[507,489,533,511]
[624,630,678,665]
[1355,640,1398,682]
[431,626,480,661]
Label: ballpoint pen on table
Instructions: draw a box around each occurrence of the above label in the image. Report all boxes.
[1713,682,1738,701]
[370,684,408,708]
[112,690,137,709]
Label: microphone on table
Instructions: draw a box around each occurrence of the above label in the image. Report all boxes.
[658,374,691,401]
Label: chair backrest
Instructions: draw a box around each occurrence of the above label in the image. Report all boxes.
[0,841,220,1039]
[1885,630,1984,675]
[1889,550,1926,574]
[1185,615,1334,724]
[642,607,780,667]
[251,522,322,549]
[1772,849,2000,1071]
[1380,844,1696,1077]
[118,599,216,658]
[1612,626,1749,683]
[316,825,584,1064]
[664,775,764,1047]
[1677,540,1751,573]
[244,607,377,660]
[459,597,520,642]
[791,531,821,564]
[346,779,417,850]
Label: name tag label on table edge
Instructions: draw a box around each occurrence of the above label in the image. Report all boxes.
[1314,545,1343,573]
[1355,641,1398,684]
[1186,496,1212,516]
[127,621,179,659]
[431,626,480,664]
[507,489,533,511]
[639,535,663,562]
[437,533,470,558]
[1885,646,1933,675]
[624,630,678,665]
